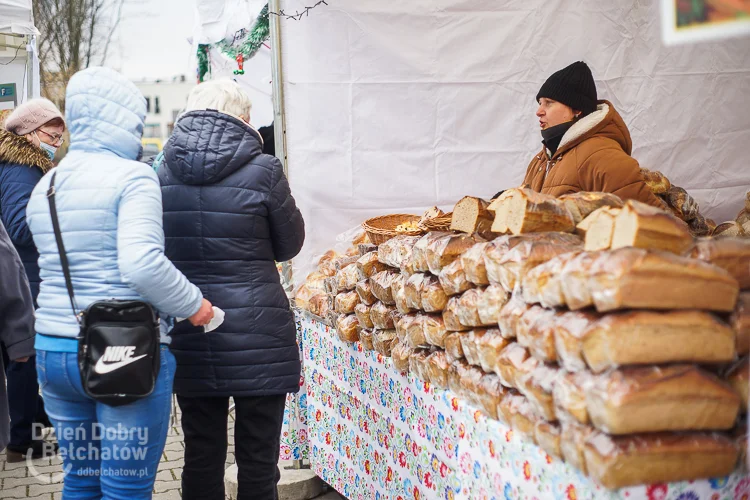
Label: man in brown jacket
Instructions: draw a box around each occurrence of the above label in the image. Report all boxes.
[523,61,663,207]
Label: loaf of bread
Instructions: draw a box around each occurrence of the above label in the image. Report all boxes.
[443,297,470,332]
[497,391,524,426]
[516,307,562,363]
[510,398,541,443]
[559,192,624,225]
[404,314,428,348]
[588,248,740,313]
[688,237,750,289]
[409,348,432,382]
[459,363,486,405]
[355,280,377,306]
[561,421,595,474]
[610,200,693,255]
[426,233,485,275]
[460,242,491,285]
[553,371,593,425]
[559,251,602,310]
[495,342,532,389]
[295,283,322,312]
[316,249,339,277]
[475,329,511,374]
[359,328,375,351]
[476,284,509,326]
[731,292,750,355]
[444,332,465,362]
[354,303,374,329]
[534,420,562,460]
[553,310,599,372]
[737,209,750,234]
[487,190,516,234]
[438,258,474,296]
[456,288,485,327]
[392,274,413,315]
[308,294,331,318]
[335,263,360,292]
[358,242,378,256]
[474,373,506,420]
[725,356,749,412]
[370,301,398,330]
[581,310,736,373]
[688,214,712,237]
[378,235,421,269]
[484,234,548,284]
[667,186,700,221]
[423,314,448,348]
[459,329,482,367]
[713,220,746,238]
[409,232,451,273]
[357,251,388,280]
[517,363,560,421]
[521,252,581,307]
[450,196,494,234]
[370,270,398,305]
[334,252,360,271]
[492,188,576,235]
[584,432,739,489]
[336,314,360,343]
[421,275,448,312]
[640,169,671,195]
[391,341,412,373]
[576,206,617,240]
[334,290,360,315]
[586,365,740,435]
[426,350,450,389]
[734,418,748,471]
[447,358,471,395]
[404,273,427,310]
[497,292,531,340]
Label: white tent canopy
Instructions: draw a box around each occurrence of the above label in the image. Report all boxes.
[0,0,38,35]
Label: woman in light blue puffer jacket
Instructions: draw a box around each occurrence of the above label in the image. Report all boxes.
[26,67,214,498]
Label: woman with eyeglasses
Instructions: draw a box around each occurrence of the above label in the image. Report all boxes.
[0,98,65,462]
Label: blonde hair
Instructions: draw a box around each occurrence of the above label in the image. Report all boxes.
[185,79,252,120]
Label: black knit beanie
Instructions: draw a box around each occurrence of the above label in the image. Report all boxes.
[536,61,597,116]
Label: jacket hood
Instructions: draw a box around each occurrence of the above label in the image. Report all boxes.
[0,129,53,173]
[65,67,146,160]
[555,100,632,157]
[163,110,264,185]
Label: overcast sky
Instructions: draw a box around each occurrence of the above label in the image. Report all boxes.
[110,0,196,81]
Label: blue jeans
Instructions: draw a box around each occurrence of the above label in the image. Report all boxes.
[37,346,175,499]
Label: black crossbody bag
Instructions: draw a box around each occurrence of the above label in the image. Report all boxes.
[47,172,160,406]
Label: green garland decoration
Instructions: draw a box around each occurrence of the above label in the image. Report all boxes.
[197,43,210,83]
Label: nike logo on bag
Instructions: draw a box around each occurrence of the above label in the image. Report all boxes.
[94,346,147,374]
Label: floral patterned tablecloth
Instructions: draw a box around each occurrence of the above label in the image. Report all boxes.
[298,313,749,500]
[279,313,309,461]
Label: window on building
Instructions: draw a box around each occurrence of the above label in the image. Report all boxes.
[143,123,161,139]
[155,97,161,115]
[145,97,151,113]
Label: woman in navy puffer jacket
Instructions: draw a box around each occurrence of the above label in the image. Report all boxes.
[158,79,305,500]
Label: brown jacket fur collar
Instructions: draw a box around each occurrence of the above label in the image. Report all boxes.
[0,129,53,173]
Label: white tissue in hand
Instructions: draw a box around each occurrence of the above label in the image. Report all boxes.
[205,307,225,332]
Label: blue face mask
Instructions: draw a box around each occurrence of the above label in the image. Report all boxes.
[39,141,58,160]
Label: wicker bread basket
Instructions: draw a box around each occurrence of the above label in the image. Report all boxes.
[362,214,423,245]
[418,212,453,231]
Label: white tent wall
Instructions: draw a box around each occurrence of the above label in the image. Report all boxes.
[279,0,750,276]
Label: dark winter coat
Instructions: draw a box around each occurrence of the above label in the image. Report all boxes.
[0,130,53,303]
[159,110,305,397]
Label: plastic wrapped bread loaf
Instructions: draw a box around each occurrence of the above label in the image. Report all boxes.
[511,398,541,443]
[559,191,624,225]
[475,329,511,374]
[560,421,595,474]
[460,242,491,285]
[666,185,700,222]
[496,291,531,340]
[336,314,360,343]
[392,274,413,315]
[423,314,448,348]
[640,169,671,195]
[335,263,360,292]
[581,310,736,373]
[459,363,485,406]
[426,233,485,275]
[356,280,377,306]
[474,373,506,420]
[308,294,331,318]
[426,350,451,389]
[521,252,581,307]
[421,275,448,312]
[370,301,398,330]
[586,365,740,435]
[359,328,375,351]
[553,371,593,425]
[497,391,525,426]
[459,329,483,367]
[610,200,693,255]
[688,237,750,289]
[534,420,562,460]
[357,251,388,280]
[515,306,559,363]
[588,248,739,313]
[725,356,749,412]
[559,251,602,310]
[484,234,545,284]
[409,348,432,382]
[447,359,471,395]
[409,232,451,273]
[405,314,428,348]
[354,303,374,329]
[377,235,421,269]
[442,297,469,332]
[455,288,485,327]
[476,284,510,326]
[438,258,474,296]
[553,310,600,372]
[370,270,398,305]
[316,250,339,277]
[516,363,561,421]
[584,432,739,489]
[735,419,748,471]
[444,332,465,362]
[391,341,413,373]
[493,188,576,235]
[731,292,750,355]
[495,342,531,389]
[404,273,428,310]
[335,290,360,315]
